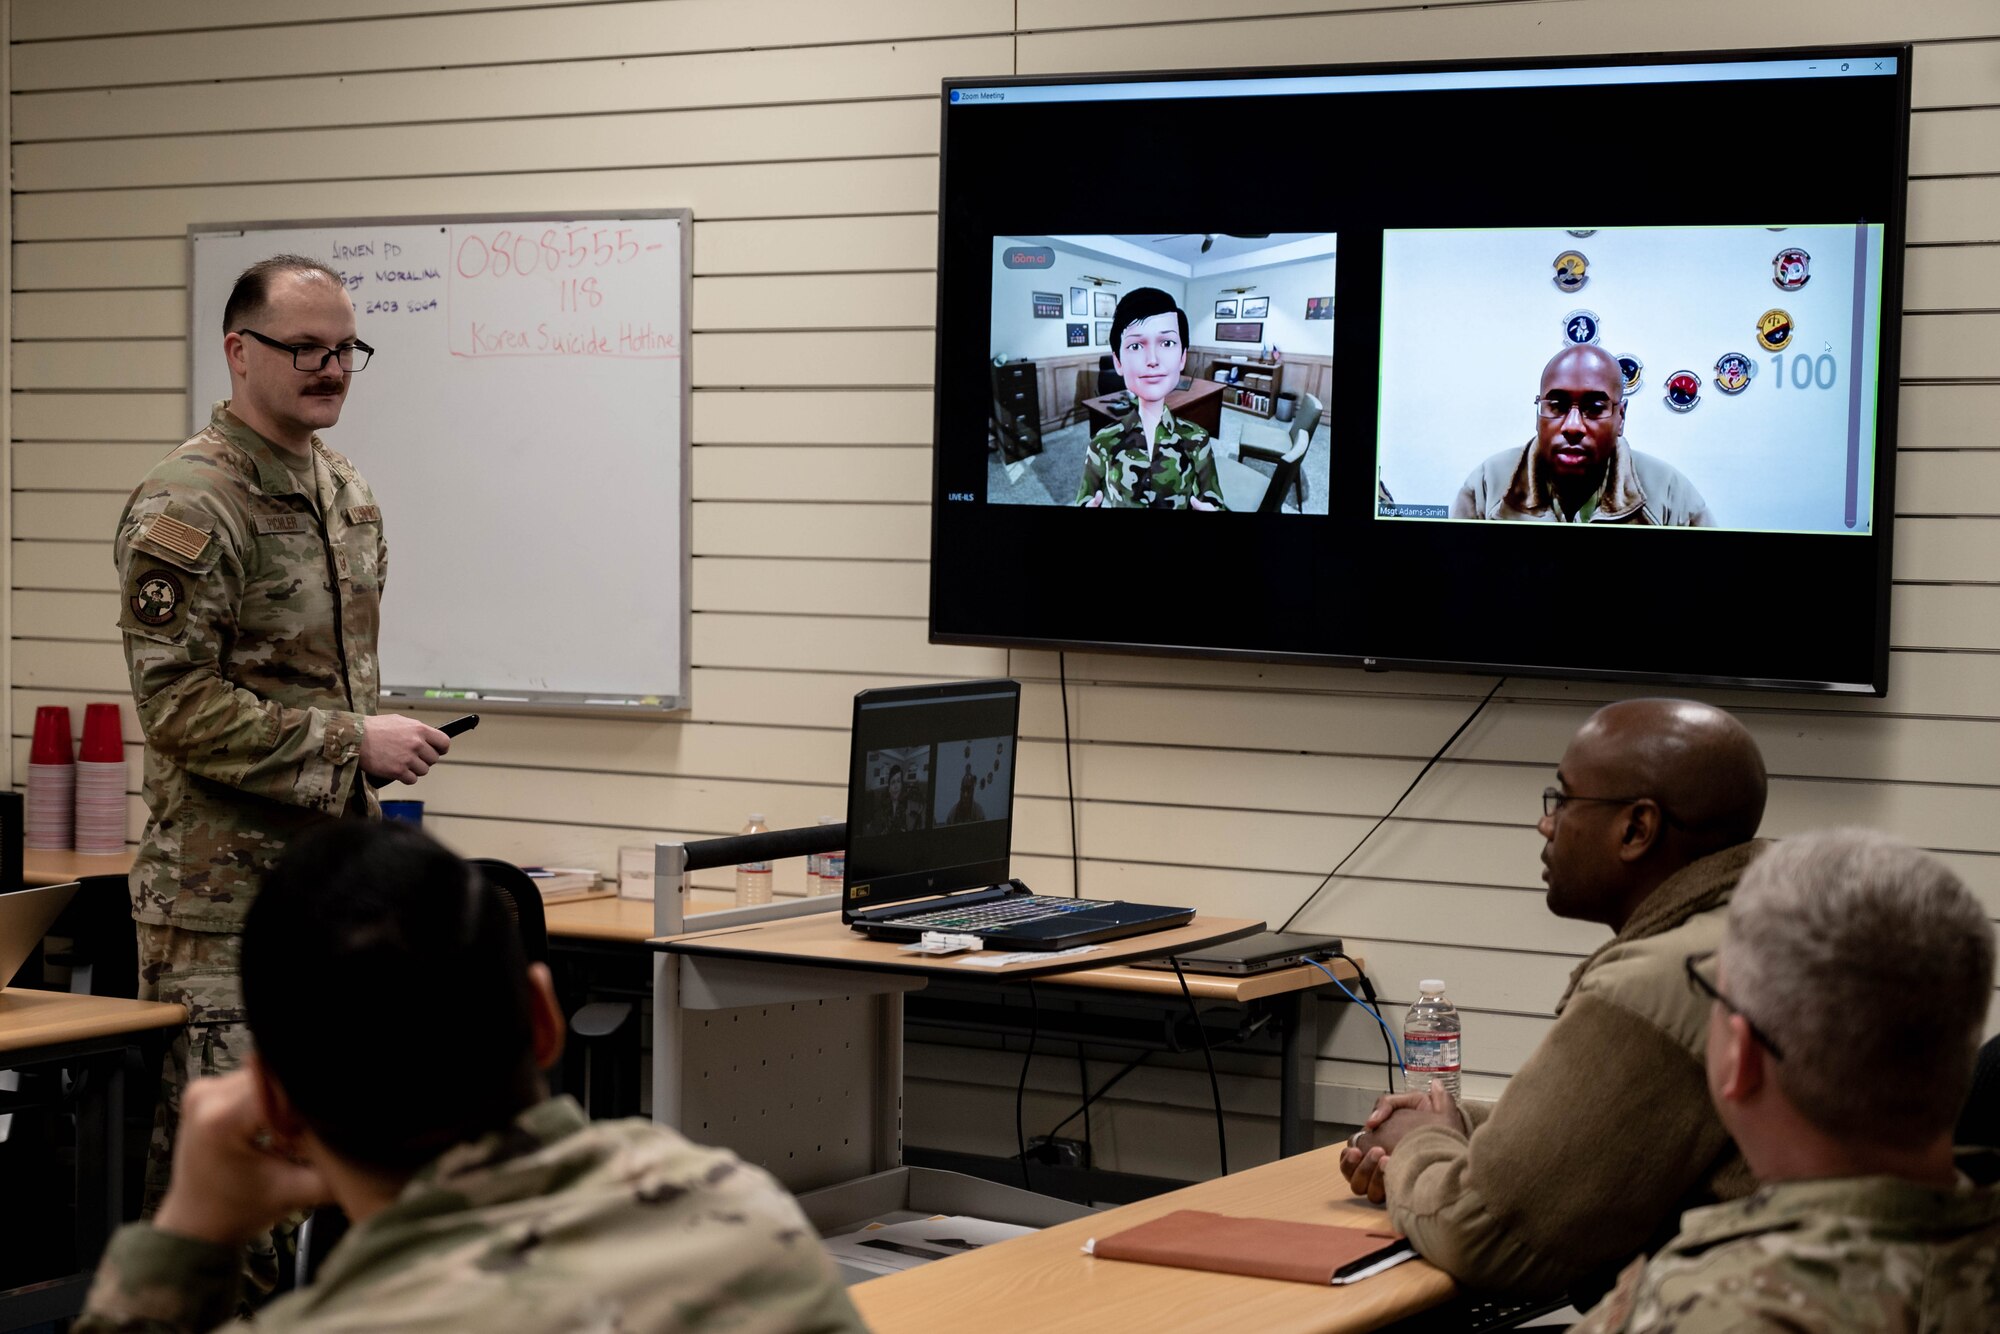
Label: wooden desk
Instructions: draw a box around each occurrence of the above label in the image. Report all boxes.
[1081,377,1225,439]
[650,911,1264,1195]
[657,912,1264,981]
[0,987,186,1328]
[851,1140,1454,1334]
[0,988,183,1053]
[543,890,735,942]
[23,848,135,887]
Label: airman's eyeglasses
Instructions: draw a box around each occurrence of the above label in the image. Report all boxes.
[238,328,374,372]
[1542,786,1641,818]
[1683,950,1784,1060]
[1533,393,1617,421]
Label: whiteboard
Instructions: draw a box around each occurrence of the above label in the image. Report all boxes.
[189,213,690,712]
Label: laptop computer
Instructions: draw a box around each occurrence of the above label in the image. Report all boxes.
[841,679,1194,950]
[0,881,81,989]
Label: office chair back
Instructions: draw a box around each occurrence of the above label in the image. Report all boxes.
[1097,354,1125,396]
[466,858,549,963]
[0,790,21,894]
[43,874,140,998]
[1293,392,1324,449]
[1960,1034,2000,1164]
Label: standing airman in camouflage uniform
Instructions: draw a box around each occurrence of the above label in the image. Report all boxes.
[1075,286,1228,510]
[76,820,866,1333]
[1575,829,2000,1333]
[114,257,450,1245]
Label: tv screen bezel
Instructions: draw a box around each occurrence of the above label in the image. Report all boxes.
[928,43,1912,696]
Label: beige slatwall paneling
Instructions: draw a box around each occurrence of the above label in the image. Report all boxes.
[7,0,1996,1179]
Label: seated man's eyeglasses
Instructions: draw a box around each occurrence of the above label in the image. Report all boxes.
[1683,950,1784,1060]
[1532,392,1616,420]
[238,328,375,372]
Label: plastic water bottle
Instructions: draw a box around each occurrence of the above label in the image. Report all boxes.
[810,817,842,897]
[1403,979,1461,1100]
[821,832,846,900]
[735,813,772,906]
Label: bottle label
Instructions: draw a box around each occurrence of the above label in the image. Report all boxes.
[739,862,771,873]
[1403,1033,1461,1073]
[824,853,845,878]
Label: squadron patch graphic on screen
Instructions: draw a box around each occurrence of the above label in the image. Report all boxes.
[1563,309,1601,345]
[1772,247,1812,291]
[1617,353,1644,394]
[1552,250,1589,293]
[1664,369,1703,413]
[1756,308,1795,352]
[1714,352,1756,394]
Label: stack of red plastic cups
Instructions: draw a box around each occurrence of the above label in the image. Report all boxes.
[73,703,128,855]
[26,705,75,849]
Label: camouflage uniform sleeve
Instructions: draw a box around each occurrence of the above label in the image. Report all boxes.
[73,1221,247,1334]
[115,484,365,813]
[1075,435,1110,505]
[1187,430,1227,510]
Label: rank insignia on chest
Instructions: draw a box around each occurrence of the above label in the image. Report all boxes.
[131,570,185,626]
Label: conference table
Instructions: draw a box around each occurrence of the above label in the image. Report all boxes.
[0,987,186,1327]
[23,848,135,887]
[849,1136,1456,1333]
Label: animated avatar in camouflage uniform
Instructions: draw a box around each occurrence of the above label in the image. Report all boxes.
[114,257,448,1251]
[77,820,864,1333]
[1574,829,2000,1333]
[1075,286,1228,510]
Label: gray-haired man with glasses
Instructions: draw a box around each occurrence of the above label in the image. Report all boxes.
[1574,828,1999,1332]
[1340,699,1767,1307]
[1449,345,1715,524]
[113,254,449,1289]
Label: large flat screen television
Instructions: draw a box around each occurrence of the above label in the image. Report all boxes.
[929,47,1911,694]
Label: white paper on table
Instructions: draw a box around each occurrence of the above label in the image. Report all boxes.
[824,1215,1036,1273]
[956,944,1105,968]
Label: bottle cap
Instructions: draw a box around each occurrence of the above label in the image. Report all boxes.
[1418,979,1446,994]
[818,816,840,825]
[747,813,767,824]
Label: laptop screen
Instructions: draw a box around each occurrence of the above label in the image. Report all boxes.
[842,679,1020,916]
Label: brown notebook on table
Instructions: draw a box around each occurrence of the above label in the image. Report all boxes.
[1086,1210,1415,1286]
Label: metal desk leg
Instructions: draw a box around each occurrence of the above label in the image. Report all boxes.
[73,1050,126,1269]
[1277,990,1321,1157]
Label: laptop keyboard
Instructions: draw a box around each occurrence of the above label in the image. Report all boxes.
[885,894,1109,932]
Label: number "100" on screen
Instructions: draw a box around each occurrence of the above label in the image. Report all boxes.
[1769,353,1839,391]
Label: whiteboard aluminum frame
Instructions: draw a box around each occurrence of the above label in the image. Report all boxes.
[187,210,693,717]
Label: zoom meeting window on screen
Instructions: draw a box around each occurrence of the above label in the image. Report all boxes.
[933,50,1909,693]
[1375,223,1885,534]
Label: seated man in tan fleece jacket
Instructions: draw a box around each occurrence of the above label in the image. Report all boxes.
[1339,699,1767,1305]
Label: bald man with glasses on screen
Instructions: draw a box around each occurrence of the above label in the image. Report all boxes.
[1338,699,1767,1307]
[1450,345,1715,525]
[113,255,447,1285]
